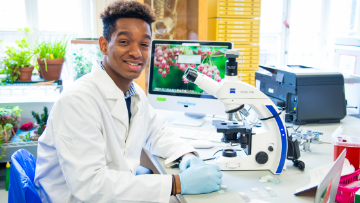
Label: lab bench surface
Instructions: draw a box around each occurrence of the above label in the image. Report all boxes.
[151,110,360,203]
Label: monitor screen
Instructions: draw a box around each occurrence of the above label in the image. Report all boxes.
[148,40,232,99]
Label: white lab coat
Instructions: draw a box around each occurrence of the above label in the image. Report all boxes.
[34,62,197,203]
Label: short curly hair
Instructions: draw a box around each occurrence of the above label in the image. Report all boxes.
[100,0,156,41]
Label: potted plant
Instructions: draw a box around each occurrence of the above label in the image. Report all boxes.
[0,127,7,160]
[3,28,34,82]
[0,123,13,143]
[34,37,68,81]
[0,106,22,137]
[73,48,93,80]
[31,106,48,137]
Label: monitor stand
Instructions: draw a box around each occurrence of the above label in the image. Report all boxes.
[171,112,205,127]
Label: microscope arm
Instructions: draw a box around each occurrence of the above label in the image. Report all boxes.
[186,68,220,96]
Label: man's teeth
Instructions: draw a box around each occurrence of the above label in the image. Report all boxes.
[126,61,140,66]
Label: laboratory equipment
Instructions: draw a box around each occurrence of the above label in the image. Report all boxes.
[147,40,233,125]
[336,169,360,203]
[333,126,360,170]
[184,50,287,174]
[238,192,252,202]
[301,135,311,152]
[256,65,346,125]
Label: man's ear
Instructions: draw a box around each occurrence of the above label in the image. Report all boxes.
[99,36,108,55]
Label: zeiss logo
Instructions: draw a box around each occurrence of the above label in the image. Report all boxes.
[230,88,236,94]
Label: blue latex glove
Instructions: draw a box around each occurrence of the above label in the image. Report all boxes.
[179,164,223,194]
[179,154,204,172]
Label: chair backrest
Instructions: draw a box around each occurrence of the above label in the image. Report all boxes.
[8,149,42,203]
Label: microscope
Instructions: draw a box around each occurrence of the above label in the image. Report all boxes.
[185,50,288,174]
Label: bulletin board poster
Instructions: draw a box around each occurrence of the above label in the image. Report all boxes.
[339,54,357,85]
[339,54,357,75]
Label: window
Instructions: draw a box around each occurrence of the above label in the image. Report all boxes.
[38,0,84,33]
[287,0,323,67]
[259,0,360,68]
[259,0,284,66]
[0,0,94,57]
[324,0,359,67]
[0,0,27,31]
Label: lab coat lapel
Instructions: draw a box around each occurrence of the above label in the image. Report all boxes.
[125,93,143,147]
[111,99,129,132]
[92,62,129,131]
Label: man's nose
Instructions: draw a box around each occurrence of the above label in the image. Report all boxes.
[129,45,142,58]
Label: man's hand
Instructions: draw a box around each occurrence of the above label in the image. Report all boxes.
[179,164,222,195]
[179,154,204,172]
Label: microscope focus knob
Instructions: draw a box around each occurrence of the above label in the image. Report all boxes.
[255,152,268,164]
[268,146,274,152]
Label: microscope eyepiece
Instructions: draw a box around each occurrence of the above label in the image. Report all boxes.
[225,50,240,77]
[185,68,198,83]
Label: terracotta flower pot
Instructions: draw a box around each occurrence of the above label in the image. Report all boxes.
[37,58,64,81]
[38,68,43,78]
[18,66,34,81]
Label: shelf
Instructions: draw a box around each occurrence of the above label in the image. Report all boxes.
[0,84,60,103]
[1,141,38,163]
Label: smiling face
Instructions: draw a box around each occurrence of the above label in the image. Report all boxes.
[100,18,151,82]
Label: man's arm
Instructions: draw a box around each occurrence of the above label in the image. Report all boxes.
[143,100,199,167]
[50,92,172,202]
[142,98,222,195]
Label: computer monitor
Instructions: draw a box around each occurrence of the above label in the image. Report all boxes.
[147,40,233,120]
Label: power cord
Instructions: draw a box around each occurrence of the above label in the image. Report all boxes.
[259,108,285,121]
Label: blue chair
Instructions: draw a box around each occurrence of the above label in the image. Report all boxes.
[8,149,41,203]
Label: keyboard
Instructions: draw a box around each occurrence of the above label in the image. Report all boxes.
[168,127,223,142]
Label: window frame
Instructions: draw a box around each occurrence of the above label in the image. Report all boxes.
[272,0,360,67]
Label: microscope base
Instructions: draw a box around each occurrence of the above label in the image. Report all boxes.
[214,151,279,174]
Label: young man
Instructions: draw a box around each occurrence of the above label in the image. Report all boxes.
[34,1,222,202]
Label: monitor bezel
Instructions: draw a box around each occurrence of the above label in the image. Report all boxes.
[148,39,233,99]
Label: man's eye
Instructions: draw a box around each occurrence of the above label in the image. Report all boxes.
[119,41,128,44]
[142,44,149,47]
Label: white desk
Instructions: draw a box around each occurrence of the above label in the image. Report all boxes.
[150,110,360,203]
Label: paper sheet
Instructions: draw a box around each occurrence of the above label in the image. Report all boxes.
[294,159,355,195]
[294,163,333,194]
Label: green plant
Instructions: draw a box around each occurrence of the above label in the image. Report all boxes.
[4,123,13,130]
[0,66,5,85]
[3,28,34,83]
[31,106,48,135]
[0,106,22,130]
[73,48,93,80]
[0,122,11,160]
[34,36,68,72]
[19,132,31,142]
[0,134,6,160]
